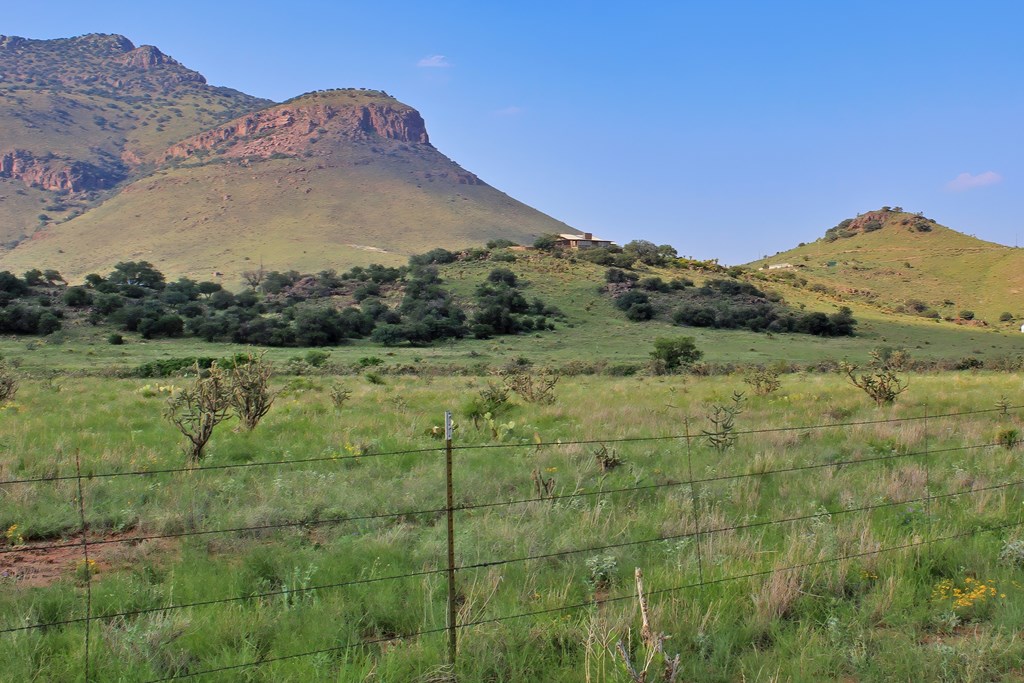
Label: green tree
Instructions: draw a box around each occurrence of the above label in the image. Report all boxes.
[108,261,166,290]
[650,336,702,371]
[623,240,661,265]
[533,234,561,251]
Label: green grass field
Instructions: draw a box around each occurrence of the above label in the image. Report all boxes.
[2,364,1024,681]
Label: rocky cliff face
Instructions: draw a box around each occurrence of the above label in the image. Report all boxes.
[164,91,432,161]
[0,149,124,192]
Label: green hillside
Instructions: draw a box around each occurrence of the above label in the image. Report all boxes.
[747,208,1024,329]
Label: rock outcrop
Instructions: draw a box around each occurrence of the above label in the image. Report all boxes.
[0,150,123,192]
[163,92,432,162]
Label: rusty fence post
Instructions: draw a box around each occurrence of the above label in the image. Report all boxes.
[444,411,458,668]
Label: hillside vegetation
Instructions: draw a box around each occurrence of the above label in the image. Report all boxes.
[750,208,1024,328]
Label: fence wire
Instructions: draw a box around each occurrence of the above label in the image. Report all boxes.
[0,404,1021,681]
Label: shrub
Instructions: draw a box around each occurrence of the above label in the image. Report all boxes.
[0,361,17,402]
[62,286,92,307]
[614,290,649,312]
[164,362,233,463]
[1000,312,1014,322]
[997,428,1020,450]
[228,352,277,430]
[840,350,909,406]
[329,385,352,409]
[650,337,702,372]
[107,333,124,345]
[959,310,975,320]
[533,234,560,251]
[625,302,654,321]
[585,554,618,590]
[501,366,558,405]
[304,350,331,367]
[743,365,782,395]
[135,357,216,378]
[461,381,511,429]
[605,268,638,284]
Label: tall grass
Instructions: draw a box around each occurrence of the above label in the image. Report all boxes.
[1,372,1023,680]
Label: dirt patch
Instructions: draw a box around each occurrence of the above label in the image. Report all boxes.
[1,531,169,588]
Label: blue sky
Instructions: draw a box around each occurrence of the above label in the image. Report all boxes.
[6,1,1024,263]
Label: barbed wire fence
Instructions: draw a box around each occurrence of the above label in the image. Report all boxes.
[0,404,1022,680]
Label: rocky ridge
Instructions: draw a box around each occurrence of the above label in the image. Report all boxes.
[164,90,432,161]
[0,33,207,92]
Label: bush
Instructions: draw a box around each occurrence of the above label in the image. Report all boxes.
[533,234,560,251]
[1000,312,1014,322]
[744,365,782,395]
[108,333,124,345]
[135,357,217,378]
[461,381,511,429]
[605,268,638,284]
[0,361,17,402]
[228,352,277,430]
[840,350,909,406]
[62,287,92,307]
[959,310,975,320]
[501,366,558,404]
[650,337,702,371]
[614,290,649,312]
[164,362,233,463]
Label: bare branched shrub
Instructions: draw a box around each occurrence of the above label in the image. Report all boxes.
[840,350,909,406]
[241,266,266,290]
[531,468,555,499]
[229,352,277,430]
[613,568,681,683]
[743,365,781,395]
[330,385,352,409]
[165,363,233,464]
[594,444,624,472]
[461,381,510,429]
[702,392,745,452]
[501,366,559,405]
[0,361,17,402]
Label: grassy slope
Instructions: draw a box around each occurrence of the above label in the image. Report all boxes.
[0,88,269,246]
[0,157,571,283]
[749,211,1024,327]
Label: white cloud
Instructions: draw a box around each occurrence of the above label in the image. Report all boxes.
[946,171,1003,192]
[494,106,524,117]
[417,55,452,68]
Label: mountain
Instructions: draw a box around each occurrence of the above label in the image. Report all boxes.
[0,34,573,281]
[747,208,1024,327]
[0,33,271,247]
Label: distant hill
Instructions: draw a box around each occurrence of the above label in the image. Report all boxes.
[0,33,271,246]
[747,208,1024,328]
[0,35,574,281]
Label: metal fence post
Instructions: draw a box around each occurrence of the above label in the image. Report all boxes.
[75,454,92,682]
[444,411,458,668]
